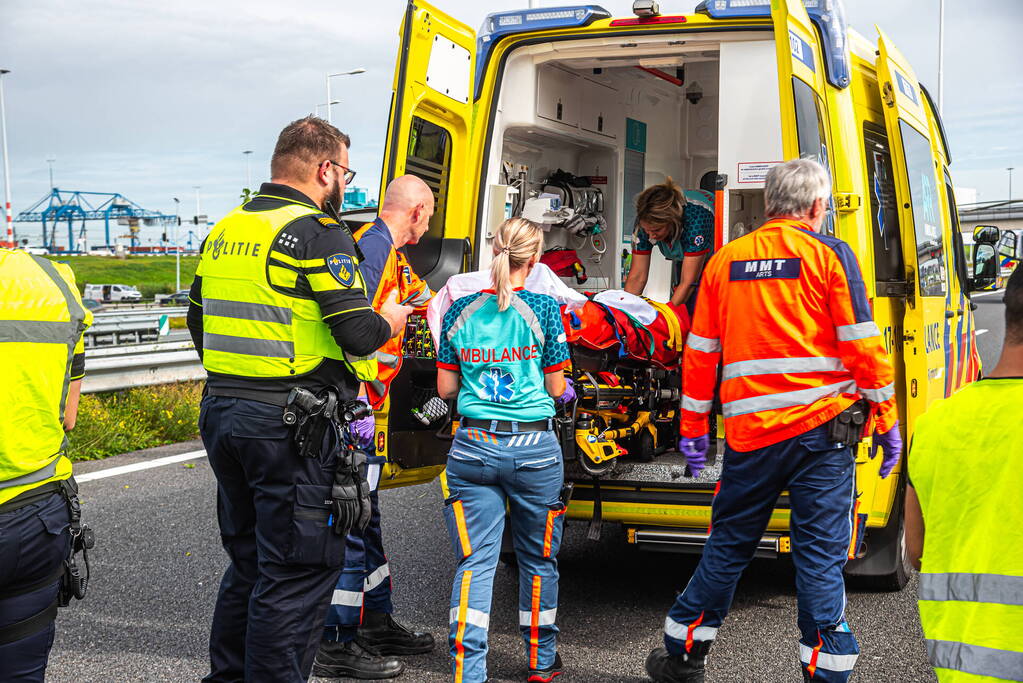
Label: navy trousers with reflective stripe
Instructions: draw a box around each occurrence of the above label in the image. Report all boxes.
[0,492,69,683]
[323,486,393,642]
[665,424,860,681]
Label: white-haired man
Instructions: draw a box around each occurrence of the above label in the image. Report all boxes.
[646,158,903,683]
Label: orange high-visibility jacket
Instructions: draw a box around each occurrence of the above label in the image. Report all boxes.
[680,218,897,451]
[354,220,433,408]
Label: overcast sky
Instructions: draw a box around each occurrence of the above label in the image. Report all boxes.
[1,0,1020,245]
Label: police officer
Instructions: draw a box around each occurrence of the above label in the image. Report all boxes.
[186,117,413,683]
[624,178,715,313]
[436,217,575,683]
[645,159,903,683]
[905,265,1023,681]
[0,248,92,682]
[314,175,436,679]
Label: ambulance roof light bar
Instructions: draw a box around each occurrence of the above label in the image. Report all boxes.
[694,0,851,89]
[476,5,612,99]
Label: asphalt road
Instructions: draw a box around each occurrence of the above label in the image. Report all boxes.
[46,295,1007,683]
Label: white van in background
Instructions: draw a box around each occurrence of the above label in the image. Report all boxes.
[84,283,143,303]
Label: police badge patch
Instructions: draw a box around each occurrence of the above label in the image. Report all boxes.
[326,253,356,286]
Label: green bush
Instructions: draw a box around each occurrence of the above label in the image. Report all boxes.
[68,382,203,460]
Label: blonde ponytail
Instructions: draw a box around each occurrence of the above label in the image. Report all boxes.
[491,217,544,311]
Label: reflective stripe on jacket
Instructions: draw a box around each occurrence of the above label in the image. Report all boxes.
[353,221,432,408]
[0,249,92,505]
[911,379,1023,682]
[680,218,896,451]
[197,200,377,381]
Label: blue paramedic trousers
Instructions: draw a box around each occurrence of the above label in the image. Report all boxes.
[0,492,69,683]
[200,396,346,683]
[443,424,565,683]
[323,475,393,643]
[664,424,860,682]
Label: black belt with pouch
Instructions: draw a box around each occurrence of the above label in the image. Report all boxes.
[826,399,869,447]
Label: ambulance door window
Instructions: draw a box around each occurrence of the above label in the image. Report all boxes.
[864,126,903,289]
[404,116,451,276]
[943,170,969,295]
[792,78,834,235]
[899,121,946,297]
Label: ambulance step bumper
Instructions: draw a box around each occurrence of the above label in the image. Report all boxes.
[628,528,791,558]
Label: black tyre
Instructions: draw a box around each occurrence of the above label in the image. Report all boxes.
[844,480,911,591]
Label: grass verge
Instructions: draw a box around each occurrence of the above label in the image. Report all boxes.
[47,255,200,299]
[69,382,202,461]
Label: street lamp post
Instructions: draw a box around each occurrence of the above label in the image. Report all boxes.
[314,100,340,118]
[46,156,56,190]
[193,185,202,231]
[325,68,366,124]
[172,197,181,291]
[243,150,253,190]
[0,69,13,246]
[1009,167,1015,220]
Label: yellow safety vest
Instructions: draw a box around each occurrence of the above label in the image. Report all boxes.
[197,198,377,381]
[911,378,1023,682]
[0,250,92,505]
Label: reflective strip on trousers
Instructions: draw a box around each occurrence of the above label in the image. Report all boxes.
[520,608,557,627]
[447,294,492,342]
[454,570,472,683]
[0,456,60,490]
[203,332,295,358]
[682,394,713,413]
[798,644,858,672]
[858,382,895,403]
[331,589,363,607]
[926,639,1023,680]
[919,572,1023,606]
[450,606,489,631]
[376,352,401,368]
[686,333,721,353]
[836,321,881,341]
[723,380,857,418]
[722,356,847,380]
[508,296,546,346]
[203,298,292,324]
[364,563,390,592]
[0,320,77,344]
[664,617,718,642]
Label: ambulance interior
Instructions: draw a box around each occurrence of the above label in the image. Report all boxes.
[478,31,784,301]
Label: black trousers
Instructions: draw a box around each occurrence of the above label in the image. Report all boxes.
[199,396,346,683]
[0,492,70,683]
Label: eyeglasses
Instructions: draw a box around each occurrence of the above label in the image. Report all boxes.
[327,160,356,184]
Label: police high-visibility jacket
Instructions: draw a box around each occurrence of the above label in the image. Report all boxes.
[353,219,432,408]
[680,218,897,451]
[0,249,92,506]
[910,378,1023,682]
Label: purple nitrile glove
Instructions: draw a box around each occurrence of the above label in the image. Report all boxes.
[555,377,576,405]
[679,434,710,477]
[871,421,904,479]
[351,397,375,450]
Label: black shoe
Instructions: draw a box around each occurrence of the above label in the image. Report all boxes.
[311,638,405,680]
[358,610,435,656]
[645,646,707,683]
[527,652,564,682]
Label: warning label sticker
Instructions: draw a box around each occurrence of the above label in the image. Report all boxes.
[737,161,783,184]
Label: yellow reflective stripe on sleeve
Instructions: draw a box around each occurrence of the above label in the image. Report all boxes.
[322,306,373,319]
[268,264,298,289]
[268,250,327,270]
[307,270,365,293]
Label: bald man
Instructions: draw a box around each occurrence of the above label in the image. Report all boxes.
[313,176,436,681]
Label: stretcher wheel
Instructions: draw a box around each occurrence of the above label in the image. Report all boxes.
[635,430,655,463]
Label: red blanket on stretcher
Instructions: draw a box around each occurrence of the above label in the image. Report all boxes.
[561,298,691,369]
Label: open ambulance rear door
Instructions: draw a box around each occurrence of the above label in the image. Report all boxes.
[376,0,477,489]
[873,29,948,434]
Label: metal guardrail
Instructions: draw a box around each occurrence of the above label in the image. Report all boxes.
[83,340,205,393]
[93,307,187,318]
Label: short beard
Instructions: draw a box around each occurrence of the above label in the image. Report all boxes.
[322,177,343,216]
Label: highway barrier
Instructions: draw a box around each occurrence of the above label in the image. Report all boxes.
[83,340,205,393]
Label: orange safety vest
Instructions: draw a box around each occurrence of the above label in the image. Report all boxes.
[353,222,433,408]
[680,218,897,451]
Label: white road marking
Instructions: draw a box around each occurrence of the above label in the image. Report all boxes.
[975,329,988,336]
[971,290,1004,298]
[76,450,207,482]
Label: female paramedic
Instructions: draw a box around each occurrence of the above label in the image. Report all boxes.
[623,178,715,313]
[435,217,575,683]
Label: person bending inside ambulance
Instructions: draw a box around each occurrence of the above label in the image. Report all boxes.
[645,159,903,683]
[623,178,714,312]
[314,175,436,680]
[436,217,575,683]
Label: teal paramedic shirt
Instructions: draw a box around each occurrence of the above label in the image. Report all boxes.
[632,189,714,260]
[437,288,570,422]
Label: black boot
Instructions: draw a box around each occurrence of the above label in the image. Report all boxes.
[312,638,405,680]
[527,652,564,682]
[645,642,711,683]
[358,610,436,656]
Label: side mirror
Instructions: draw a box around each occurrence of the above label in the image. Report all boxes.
[969,243,999,291]
[973,225,1000,244]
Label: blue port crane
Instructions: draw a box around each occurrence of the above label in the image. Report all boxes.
[14,188,177,252]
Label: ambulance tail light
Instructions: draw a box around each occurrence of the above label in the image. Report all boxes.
[476,6,612,99]
[695,0,851,89]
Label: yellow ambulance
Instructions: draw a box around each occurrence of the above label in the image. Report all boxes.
[363,0,996,590]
